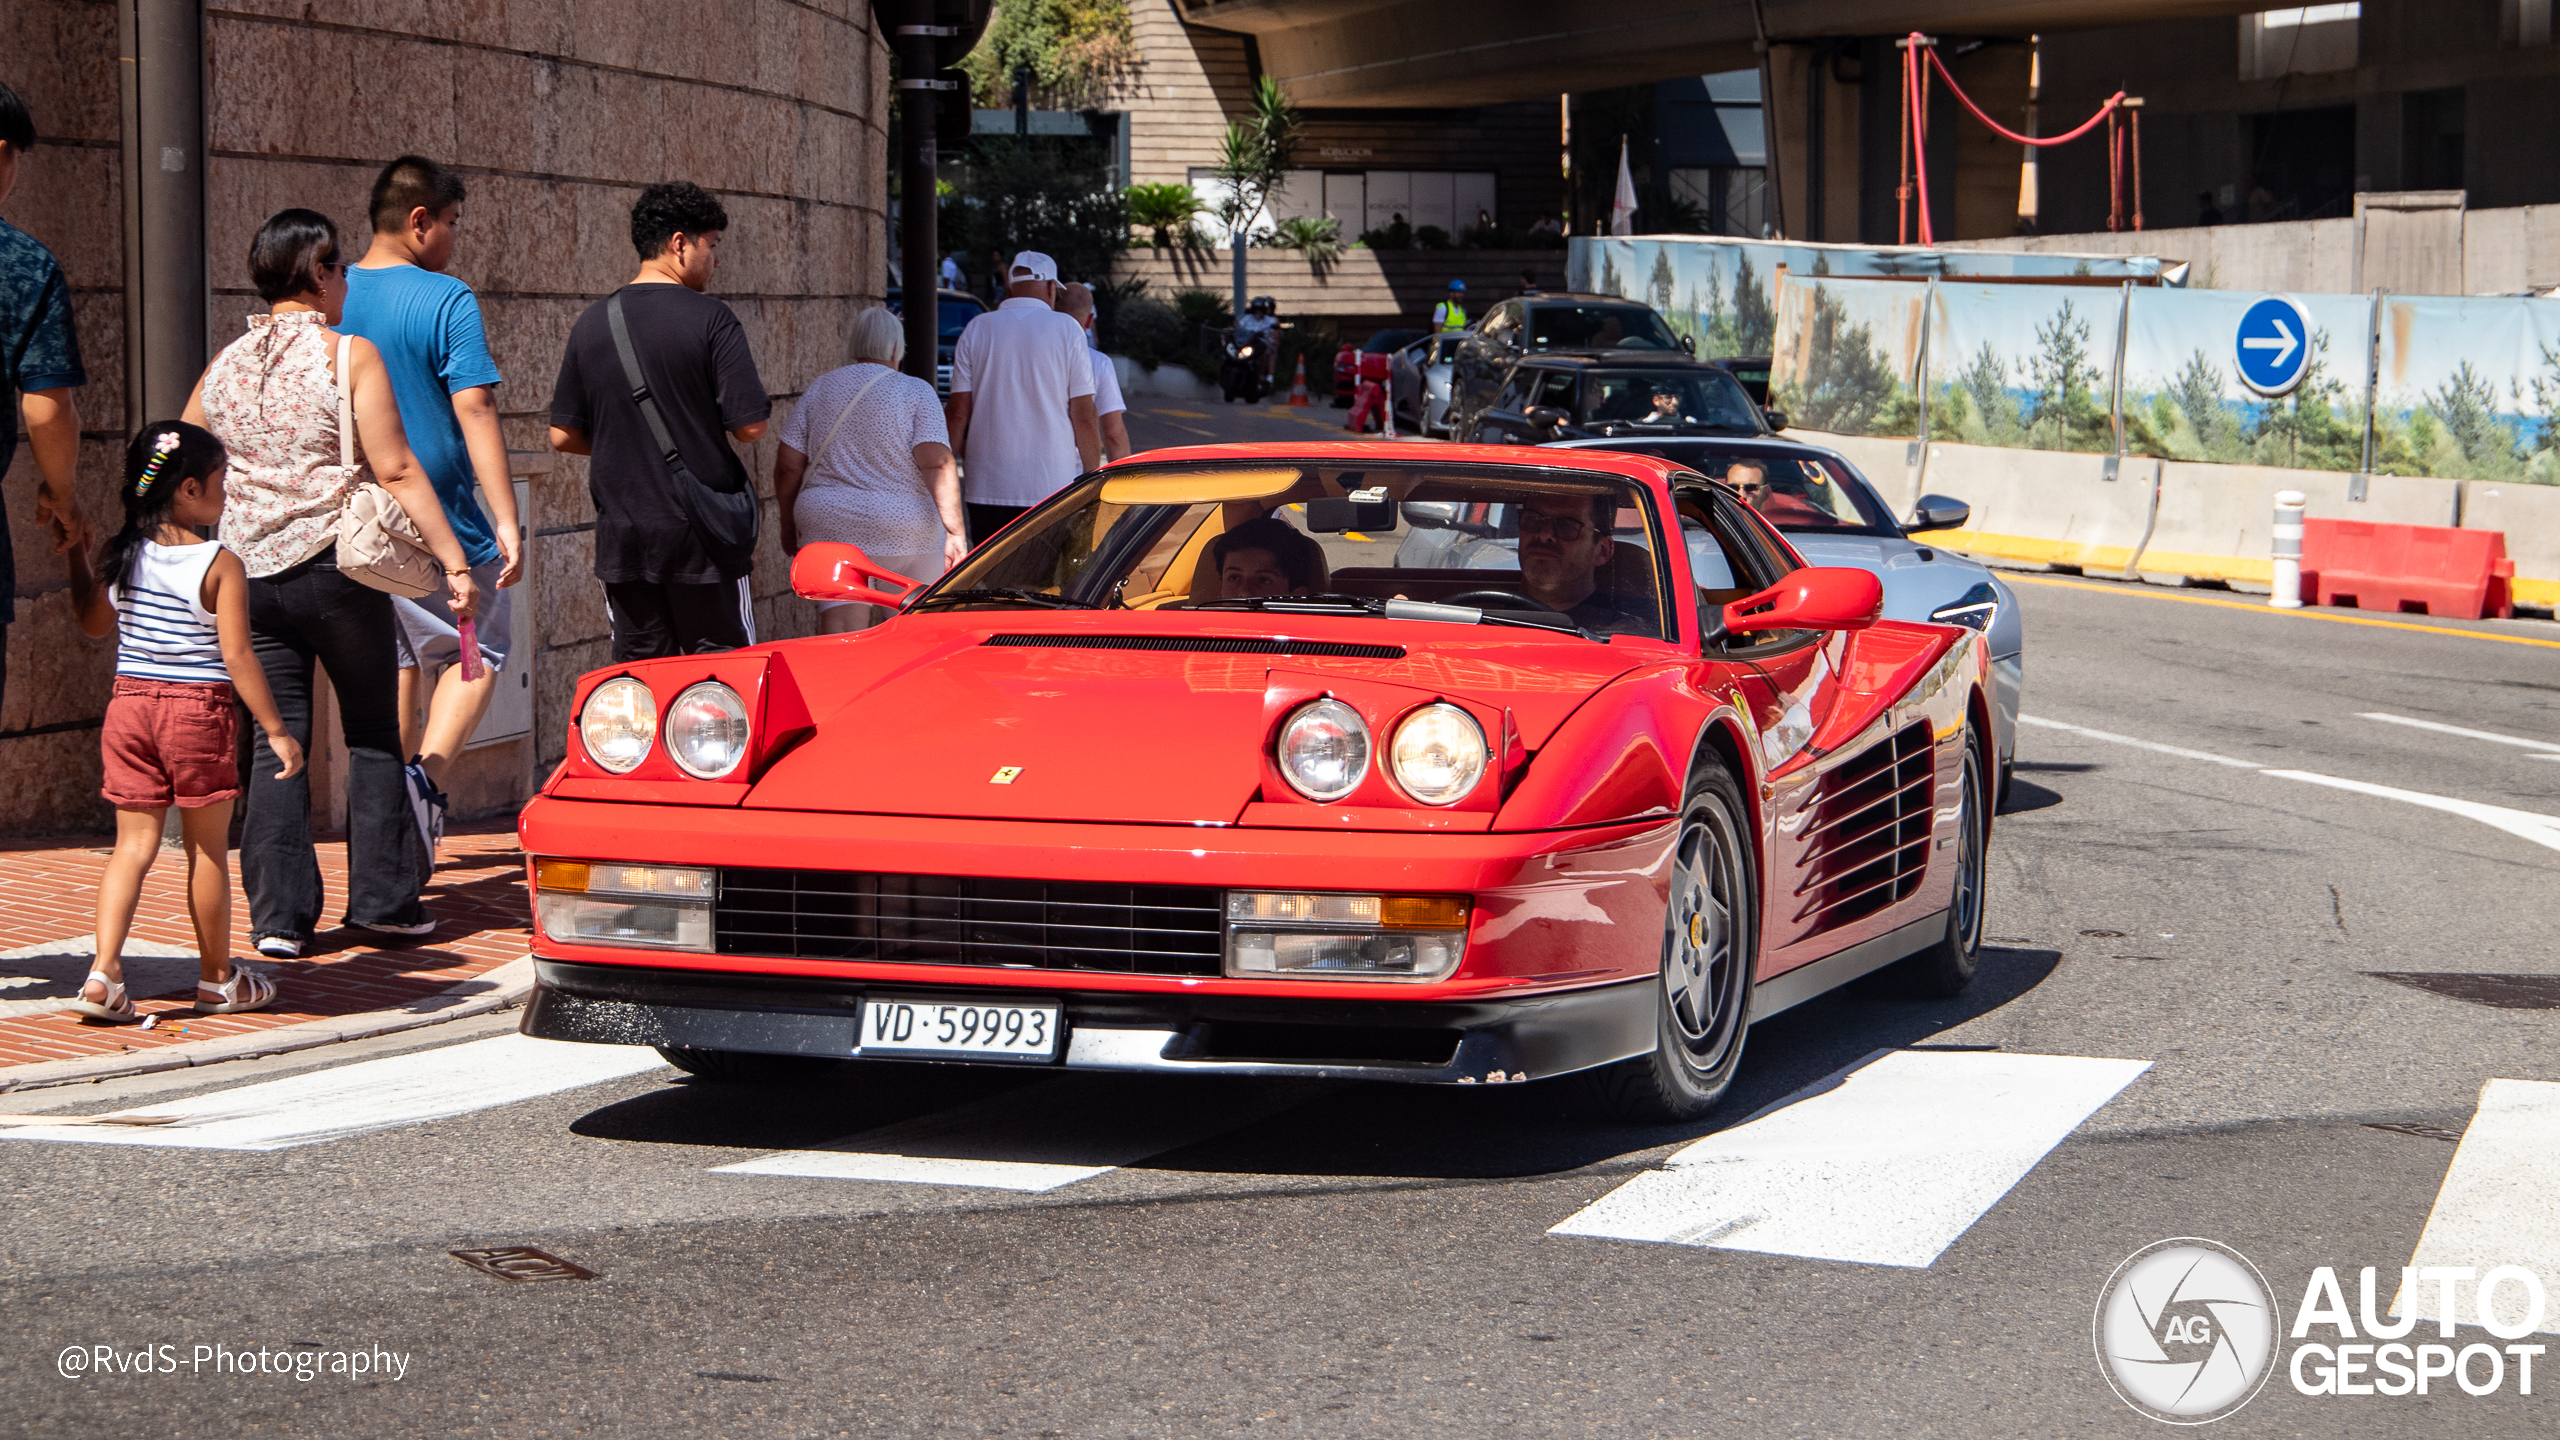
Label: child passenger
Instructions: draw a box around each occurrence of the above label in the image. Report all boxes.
[63,422,303,1023]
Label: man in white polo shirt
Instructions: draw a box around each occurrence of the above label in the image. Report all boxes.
[945,250,1102,542]
[1056,283,1132,462]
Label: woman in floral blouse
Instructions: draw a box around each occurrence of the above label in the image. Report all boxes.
[182,209,477,958]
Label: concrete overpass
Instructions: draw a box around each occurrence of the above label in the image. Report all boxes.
[1175,0,2275,110]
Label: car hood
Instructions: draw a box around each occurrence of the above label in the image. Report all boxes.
[743,616,1656,824]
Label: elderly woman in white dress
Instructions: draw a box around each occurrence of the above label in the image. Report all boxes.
[774,307,965,633]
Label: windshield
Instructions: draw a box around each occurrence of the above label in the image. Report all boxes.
[1363,328,1426,354]
[937,298,983,342]
[1525,304,1681,352]
[1602,447,1892,534]
[1580,370,1763,433]
[924,462,1669,639]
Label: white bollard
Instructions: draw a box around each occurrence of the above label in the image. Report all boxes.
[2271,489,2307,609]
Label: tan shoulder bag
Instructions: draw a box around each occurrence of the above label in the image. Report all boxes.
[331,334,445,599]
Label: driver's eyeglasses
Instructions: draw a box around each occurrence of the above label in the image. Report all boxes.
[1517,512,1592,541]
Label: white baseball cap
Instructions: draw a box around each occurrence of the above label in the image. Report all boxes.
[1009,250,1059,283]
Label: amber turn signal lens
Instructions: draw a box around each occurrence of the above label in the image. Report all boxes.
[1379,895,1469,929]
[534,859,591,894]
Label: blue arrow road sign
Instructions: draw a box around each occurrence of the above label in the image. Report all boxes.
[2234,294,2313,397]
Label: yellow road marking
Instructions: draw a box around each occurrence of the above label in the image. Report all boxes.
[1152,408,1211,419]
[1343,531,1371,542]
[2012,573,2560,650]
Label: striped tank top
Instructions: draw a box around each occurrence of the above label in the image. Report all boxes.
[113,541,230,685]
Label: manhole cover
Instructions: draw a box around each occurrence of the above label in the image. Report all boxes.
[2364,1121,2465,1144]
[2364,973,2560,1010]
[451,1246,597,1282]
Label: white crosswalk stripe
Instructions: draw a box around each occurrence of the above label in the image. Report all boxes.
[714,1075,1313,1192]
[1550,1050,2152,1267]
[0,1034,667,1152]
[2394,1078,2560,1336]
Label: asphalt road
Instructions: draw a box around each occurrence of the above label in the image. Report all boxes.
[6,401,2559,1436]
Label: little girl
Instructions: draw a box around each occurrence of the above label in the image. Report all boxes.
[63,422,305,1023]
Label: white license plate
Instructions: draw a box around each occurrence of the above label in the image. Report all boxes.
[860,997,1061,1062]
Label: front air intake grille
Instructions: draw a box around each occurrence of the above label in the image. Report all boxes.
[715,869,1225,977]
[1793,724,1937,929]
[985,634,1406,659]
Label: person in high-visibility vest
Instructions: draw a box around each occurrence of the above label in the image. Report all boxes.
[1432,279,1468,333]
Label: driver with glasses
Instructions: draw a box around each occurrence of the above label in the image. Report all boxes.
[1515,492,1649,634]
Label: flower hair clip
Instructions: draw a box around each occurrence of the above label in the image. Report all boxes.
[135,431,183,496]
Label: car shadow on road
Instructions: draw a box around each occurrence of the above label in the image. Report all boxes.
[1147,943,2066,1183]
[559,945,2063,1185]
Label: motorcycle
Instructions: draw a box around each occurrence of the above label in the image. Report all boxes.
[1220,327,1275,404]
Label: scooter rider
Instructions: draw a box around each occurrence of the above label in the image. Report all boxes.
[1432,279,1468,333]
[1235,295,1280,382]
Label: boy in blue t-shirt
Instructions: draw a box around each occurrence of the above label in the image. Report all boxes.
[339,155,523,862]
[0,82,92,725]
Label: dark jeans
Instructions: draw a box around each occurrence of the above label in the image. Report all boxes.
[242,551,426,941]
[966,503,1031,547]
[605,579,750,662]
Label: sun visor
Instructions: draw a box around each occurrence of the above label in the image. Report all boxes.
[1100,467,1304,505]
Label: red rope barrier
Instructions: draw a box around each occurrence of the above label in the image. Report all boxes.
[1915,34,2123,147]
[1906,39,1935,246]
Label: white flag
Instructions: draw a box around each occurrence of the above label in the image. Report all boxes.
[1610,137,1639,236]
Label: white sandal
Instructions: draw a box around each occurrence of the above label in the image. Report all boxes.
[68,971,138,1025]
[194,966,278,1016]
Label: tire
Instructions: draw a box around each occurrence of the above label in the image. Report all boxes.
[1899,731,1987,997]
[655,1046,845,1084]
[1590,764,1757,1123]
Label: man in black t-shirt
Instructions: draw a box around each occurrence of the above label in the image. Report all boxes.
[549,182,771,661]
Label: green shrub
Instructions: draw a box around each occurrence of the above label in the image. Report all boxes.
[1114,294,1185,370]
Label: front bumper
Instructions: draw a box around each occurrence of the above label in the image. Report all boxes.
[523,959,1656,1086]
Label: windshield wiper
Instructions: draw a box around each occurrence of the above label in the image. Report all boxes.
[909,586,1097,610]
[1194,593,1602,641]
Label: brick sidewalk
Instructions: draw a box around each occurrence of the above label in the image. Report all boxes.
[0,820,529,1069]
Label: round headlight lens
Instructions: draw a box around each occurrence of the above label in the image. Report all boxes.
[1278,699,1370,802]
[666,681,753,779]
[579,677,657,773]
[1390,703,1488,805]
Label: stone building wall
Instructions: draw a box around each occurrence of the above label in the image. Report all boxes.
[1,0,890,835]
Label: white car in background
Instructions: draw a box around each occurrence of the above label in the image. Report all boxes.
[1410,435,2025,801]
[1388,333,1458,436]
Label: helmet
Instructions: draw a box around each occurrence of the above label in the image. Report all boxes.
[1447,279,1467,292]
[1249,295,1276,314]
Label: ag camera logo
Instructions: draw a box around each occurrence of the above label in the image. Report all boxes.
[2094,1238,2281,1424]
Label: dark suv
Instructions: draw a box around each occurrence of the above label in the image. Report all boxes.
[1446,292,1692,428]
[1453,354,1772,445]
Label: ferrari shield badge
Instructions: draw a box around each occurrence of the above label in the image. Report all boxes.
[990,766,1023,784]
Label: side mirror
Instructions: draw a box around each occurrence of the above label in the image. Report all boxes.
[1525,406,1570,430]
[790,542,923,610]
[1305,495,1399,533]
[1719,567,1884,637]
[1680,334,1697,354]
[1761,407,1789,432]
[1907,494,1972,533]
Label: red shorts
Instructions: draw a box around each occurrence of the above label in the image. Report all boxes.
[100,677,241,810]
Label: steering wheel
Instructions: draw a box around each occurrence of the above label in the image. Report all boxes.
[1440,588,1566,615]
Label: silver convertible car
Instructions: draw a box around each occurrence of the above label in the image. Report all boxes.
[1415,435,2023,800]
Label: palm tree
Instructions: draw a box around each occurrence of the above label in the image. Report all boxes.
[1211,76,1302,319]
[1126,184,1203,250]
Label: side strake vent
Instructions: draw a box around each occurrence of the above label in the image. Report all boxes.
[985,634,1405,659]
[1794,724,1937,929]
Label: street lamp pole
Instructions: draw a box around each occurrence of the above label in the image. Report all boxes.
[894,2,951,383]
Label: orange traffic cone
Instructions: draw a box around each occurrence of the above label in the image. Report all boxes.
[1287,355,1312,406]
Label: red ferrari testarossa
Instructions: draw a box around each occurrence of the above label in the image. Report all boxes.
[518,443,1995,1118]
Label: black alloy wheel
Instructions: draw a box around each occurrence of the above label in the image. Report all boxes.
[1593,764,1756,1122]
[1900,730,1986,997]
